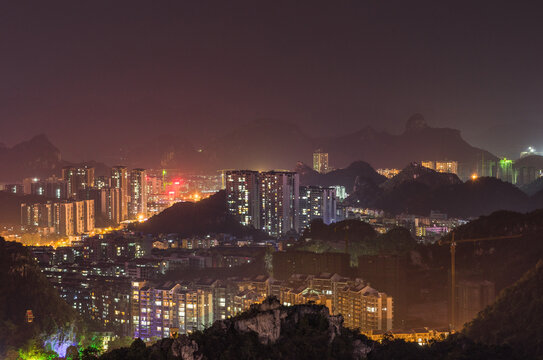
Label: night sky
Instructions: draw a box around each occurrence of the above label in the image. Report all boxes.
[2,1,543,162]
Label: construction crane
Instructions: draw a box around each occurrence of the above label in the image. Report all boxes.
[440,232,522,330]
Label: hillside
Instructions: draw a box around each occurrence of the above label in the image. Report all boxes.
[0,237,78,356]
[136,191,265,238]
[347,163,532,217]
[297,161,386,193]
[432,210,543,291]
[465,260,543,359]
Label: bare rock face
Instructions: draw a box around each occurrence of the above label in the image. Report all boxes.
[352,339,372,359]
[155,297,371,359]
[233,298,343,345]
[170,336,203,360]
[234,309,287,344]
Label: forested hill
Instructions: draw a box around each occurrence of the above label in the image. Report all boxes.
[136,191,266,239]
[0,237,77,356]
[465,260,543,359]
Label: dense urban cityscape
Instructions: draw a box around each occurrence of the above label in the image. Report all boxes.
[2,1,543,359]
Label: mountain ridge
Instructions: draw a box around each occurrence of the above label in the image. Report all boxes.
[2,114,499,179]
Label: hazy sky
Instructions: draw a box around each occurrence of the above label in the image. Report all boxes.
[2,1,543,161]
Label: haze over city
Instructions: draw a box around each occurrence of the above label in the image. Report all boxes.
[2,1,543,162]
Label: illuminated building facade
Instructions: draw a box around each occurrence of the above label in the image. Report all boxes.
[62,166,95,198]
[421,161,458,175]
[259,171,300,237]
[299,186,337,230]
[225,170,300,237]
[331,185,347,201]
[365,328,451,345]
[134,282,215,340]
[225,170,260,228]
[4,183,24,194]
[111,166,129,221]
[95,175,110,189]
[313,149,329,174]
[129,168,148,219]
[337,283,393,332]
[377,168,400,179]
[497,157,514,183]
[55,202,75,236]
[20,177,68,199]
[21,200,94,236]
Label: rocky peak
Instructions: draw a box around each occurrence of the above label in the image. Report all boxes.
[405,113,428,132]
[162,297,370,360]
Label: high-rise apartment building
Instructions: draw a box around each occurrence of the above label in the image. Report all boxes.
[134,283,214,340]
[55,202,75,236]
[103,187,121,225]
[22,200,94,236]
[337,283,393,332]
[497,158,514,183]
[111,166,129,221]
[129,168,147,219]
[452,280,495,329]
[62,166,95,198]
[95,175,110,189]
[225,170,300,237]
[313,149,329,174]
[299,186,337,230]
[4,184,24,194]
[80,188,122,225]
[259,171,299,237]
[73,200,95,233]
[225,170,260,228]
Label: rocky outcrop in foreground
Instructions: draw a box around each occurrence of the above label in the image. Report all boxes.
[148,297,371,360]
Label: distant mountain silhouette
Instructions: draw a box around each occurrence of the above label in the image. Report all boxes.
[203,118,315,171]
[296,161,386,193]
[135,190,265,238]
[118,114,498,174]
[5,115,497,178]
[0,134,62,182]
[346,163,532,217]
[0,135,110,182]
[321,114,496,175]
[121,134,204,170]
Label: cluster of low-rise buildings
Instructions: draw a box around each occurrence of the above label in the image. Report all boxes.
[345,207,466,243]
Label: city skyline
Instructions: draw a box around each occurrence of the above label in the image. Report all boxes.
[3,2,543,358]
